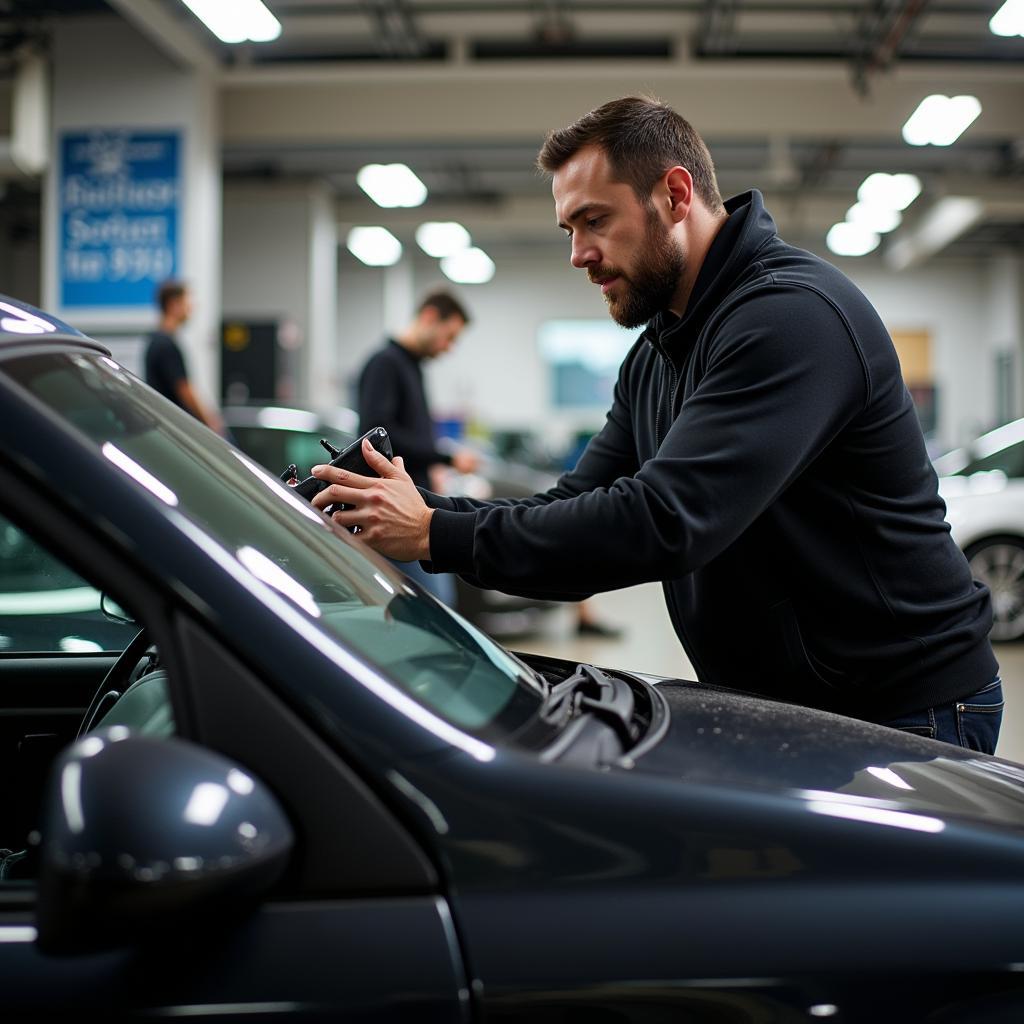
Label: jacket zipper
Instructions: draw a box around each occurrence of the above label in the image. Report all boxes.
[656,356,679,447]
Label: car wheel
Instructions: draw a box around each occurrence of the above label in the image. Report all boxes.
[966,536,1024,642]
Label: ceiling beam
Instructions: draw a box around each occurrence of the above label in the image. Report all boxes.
[886,196,986,269]
[220,68,1024,144]
[105,0,219,74]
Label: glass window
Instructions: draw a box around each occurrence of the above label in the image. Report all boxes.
[538,319,636,409]
[4,354,547,742]
[230,425,349,479]
[0,515,172,886]
[0,512,138,654]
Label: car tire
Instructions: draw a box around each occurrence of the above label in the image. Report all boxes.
[965,535,1024,642]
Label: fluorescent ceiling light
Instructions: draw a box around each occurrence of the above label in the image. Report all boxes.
[346,226,403,267]
[846,201,901,234]
[857,172,921,212]
[990,0,1024,36]
[416,221,471,257]
[441,247,495,284]
[357,163,428,208]
[902,94,981,147]
[180,0,281,43]
[826,222,879,258]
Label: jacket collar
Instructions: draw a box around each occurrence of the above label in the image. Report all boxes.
[644,190,777,359]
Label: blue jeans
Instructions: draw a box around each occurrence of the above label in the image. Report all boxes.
[881,678,1004,754]
[391,558,457,606]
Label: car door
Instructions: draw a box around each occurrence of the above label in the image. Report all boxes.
[0,510,139,868]
[0,502,469,1022]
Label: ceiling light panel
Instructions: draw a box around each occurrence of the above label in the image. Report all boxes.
[857,173,922,212]
[180,0,281,44]
[990,0,1024,37]
[357,164,428,208]
[902,95,982,147]
[826,222,880,258]
[346,226,403,266]
[441,247,495,284]
[416,222,471,258]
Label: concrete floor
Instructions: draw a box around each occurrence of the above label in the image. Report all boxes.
[513,583,1024,763]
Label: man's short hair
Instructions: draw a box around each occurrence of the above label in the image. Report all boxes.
[418,290,470,325]
[537,95,724,213]
[156,280,188,314]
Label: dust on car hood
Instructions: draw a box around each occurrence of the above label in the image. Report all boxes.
[634,679,1024,833]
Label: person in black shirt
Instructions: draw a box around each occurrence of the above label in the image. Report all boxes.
[357,291,480,490]
[144,280,224,435]
[313,97,1001,752]
[357,291,479,602]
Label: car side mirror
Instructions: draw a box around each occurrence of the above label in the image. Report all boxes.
[35,728,293,955]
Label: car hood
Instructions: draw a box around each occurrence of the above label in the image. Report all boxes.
[633,679,1024,832]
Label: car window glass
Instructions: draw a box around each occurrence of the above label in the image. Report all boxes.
[0,512,138,654]
[229,425,350,479]
[0,519,174,886]
[5,354,544,741]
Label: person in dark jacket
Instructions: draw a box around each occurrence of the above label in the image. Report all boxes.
[313,96,1002,752]
[357,291,480,489]
[357,290,479,602]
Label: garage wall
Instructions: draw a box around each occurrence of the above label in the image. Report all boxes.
[843,259,994,449]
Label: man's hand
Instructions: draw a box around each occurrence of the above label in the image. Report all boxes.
[311,439,434,562]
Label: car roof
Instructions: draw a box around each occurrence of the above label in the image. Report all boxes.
[0,295,108,356]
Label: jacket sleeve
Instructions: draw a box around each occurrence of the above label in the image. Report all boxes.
[358,354,451,467]
[426,286,869,595]
[415,349,642,599]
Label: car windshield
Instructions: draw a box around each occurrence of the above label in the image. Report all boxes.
[4,351,546,739]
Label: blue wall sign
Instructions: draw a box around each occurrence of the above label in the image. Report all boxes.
[59,130,180,309]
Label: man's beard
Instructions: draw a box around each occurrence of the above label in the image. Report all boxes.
[600,211,685,329]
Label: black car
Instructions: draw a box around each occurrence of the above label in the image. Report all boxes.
[2,295,1024,1022]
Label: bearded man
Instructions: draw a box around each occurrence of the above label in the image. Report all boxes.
[312,96,1002,753]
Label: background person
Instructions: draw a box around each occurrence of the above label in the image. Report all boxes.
[314,96,1000,754]
[143,280,225,436]
[357,289,479,603]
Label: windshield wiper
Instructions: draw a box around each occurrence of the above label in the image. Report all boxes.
[539,664,638,746]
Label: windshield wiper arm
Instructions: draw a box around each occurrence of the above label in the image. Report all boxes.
[539,664,637,745]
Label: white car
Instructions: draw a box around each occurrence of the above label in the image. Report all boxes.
[936,418,1024,641]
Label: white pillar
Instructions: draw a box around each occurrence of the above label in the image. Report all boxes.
[307,183,338,408]
[986,250,1024,422]
[383,260,415,338]
[222,181,342,406]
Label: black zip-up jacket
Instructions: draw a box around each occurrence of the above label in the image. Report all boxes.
[423,191,996,720]
[358,338,452,490]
